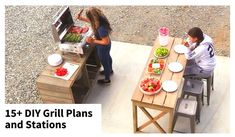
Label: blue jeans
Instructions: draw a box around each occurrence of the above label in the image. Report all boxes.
[96,44,113,80]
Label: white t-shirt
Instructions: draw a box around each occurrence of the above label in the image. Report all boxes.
[184,34,216,71]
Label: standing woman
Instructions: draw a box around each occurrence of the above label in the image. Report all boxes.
[77,7,113,85]
[184,27,216,77]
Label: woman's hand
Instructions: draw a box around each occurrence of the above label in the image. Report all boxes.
[76,9,90,23]
[86,37,94,44]
[182,41,189,47]
[86,36,110,46]
[89,36,110,46]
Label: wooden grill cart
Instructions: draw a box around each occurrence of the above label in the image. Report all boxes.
[36,6,100,103]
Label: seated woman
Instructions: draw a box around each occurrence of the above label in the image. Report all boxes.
[183,27,216,78]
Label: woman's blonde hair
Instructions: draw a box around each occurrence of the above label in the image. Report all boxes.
[86,7,112,34]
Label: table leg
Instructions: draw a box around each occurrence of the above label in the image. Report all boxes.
[132,102,138,132]
[139,107,166,133]
[168,110,174,133]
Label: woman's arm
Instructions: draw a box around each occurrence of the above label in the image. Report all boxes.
[77,16,90,23]
[184,46,204,60]
[76,9,90,23]
[86,36,110,46]
[93,36,110,45]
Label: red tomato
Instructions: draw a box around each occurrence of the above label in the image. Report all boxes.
[156,85,160,90]
[148,68,153,72]
[151,81,156,85]
[81,27,89,33]
[143,87,148,91]
[55,68,68,76]
[144,79,148,83]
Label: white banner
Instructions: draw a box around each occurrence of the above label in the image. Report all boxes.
[1,104,101,137]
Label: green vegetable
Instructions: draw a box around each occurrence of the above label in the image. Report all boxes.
[157,69,161,74]
[154,69,158,74]
[152,58,158,63]
[155,47,169,57]
[63,33,83,43]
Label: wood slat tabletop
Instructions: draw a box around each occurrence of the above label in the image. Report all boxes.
[132,37,187,109]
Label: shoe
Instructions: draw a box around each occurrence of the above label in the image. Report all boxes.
[97,79,111,85]
[99,70,114,75]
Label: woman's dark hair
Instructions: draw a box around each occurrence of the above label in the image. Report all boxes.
[188,27,204,46]
[86,7,112,35]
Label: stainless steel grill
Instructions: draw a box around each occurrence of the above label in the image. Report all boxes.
[51,6,92,54]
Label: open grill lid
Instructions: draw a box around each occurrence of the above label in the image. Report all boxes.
[51,6,74,43]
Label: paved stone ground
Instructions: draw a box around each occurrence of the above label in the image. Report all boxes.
[5,6,230,103]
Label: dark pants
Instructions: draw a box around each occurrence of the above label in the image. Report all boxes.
[96,44,113,80]
[184,59,213,78]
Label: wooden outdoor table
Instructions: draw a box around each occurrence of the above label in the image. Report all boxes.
[36,46,100,103]
[131,37,187,133]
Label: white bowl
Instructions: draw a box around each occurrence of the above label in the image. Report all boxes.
[47,54,63,66]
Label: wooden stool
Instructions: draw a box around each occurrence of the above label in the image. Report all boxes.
[172,98,198,133]
[182,79,204,123]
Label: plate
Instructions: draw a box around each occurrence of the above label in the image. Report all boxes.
[162,80,178,92]
[174,44,189,54]
[168,62,183,72]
